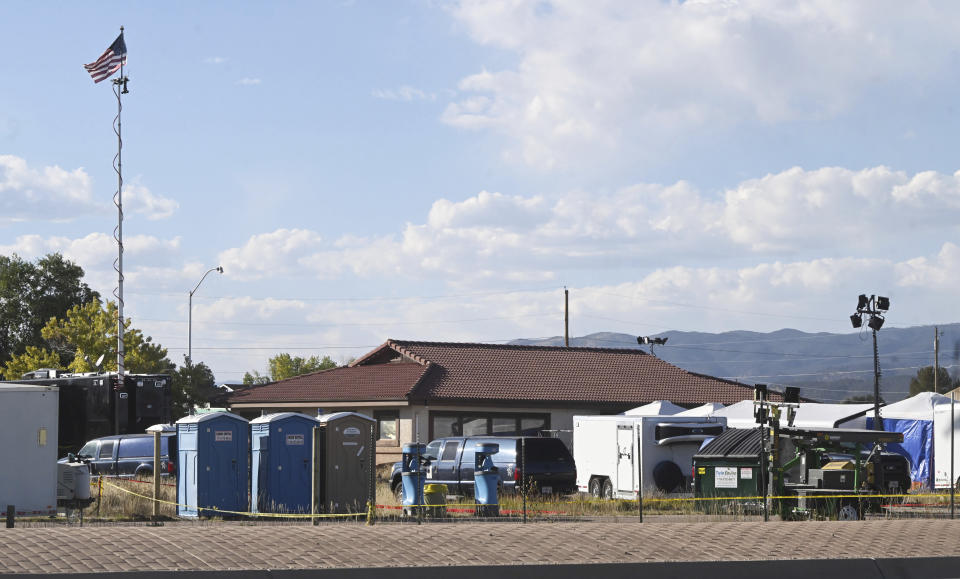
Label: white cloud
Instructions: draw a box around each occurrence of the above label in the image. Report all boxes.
[204,56,227,65]
[443,0,960,168]
[0,155,98,221]
[218,228,325,279]
[216,165,960,284]
[123,179,179,220]
[895,242,960,289]
[237,77,262,86]
[372,85,436,102]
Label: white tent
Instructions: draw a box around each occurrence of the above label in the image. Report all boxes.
[879,391,951,421]
[622,400,685,416]
[873,392,952,488]
[712,400,875,429]
[675,403,725,417]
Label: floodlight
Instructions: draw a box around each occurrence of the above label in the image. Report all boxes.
[857,294,869,310]
[754,383,767,400]
[876,296,890,311]
[850,314,862,328]
[868,315,885,331]
[784,387,800,404]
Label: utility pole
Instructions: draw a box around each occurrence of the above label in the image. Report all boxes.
[564,287,569,347]
[935,327,940,394]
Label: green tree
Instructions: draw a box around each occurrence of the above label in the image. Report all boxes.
[1,298,173,379]
[909,366,958,396]
[0,253,98,366]
[1,345,64,380]
[170,358,218,421]
[243,353,338,385]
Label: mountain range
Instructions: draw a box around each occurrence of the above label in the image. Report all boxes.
[511,324,960,403]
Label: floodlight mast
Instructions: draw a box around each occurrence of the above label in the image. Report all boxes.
[850,294,890,431]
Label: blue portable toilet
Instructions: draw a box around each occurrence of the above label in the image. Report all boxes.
[176,411,249,518]
[250,412,319,513]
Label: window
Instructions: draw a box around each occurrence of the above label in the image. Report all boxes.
[98,440,115,459]
[440,440,460,461]
[374,410,399,441]
[78,441,98,458]
[424,440,442,461]
[430,411,551,439]
[461,416,487,437]
[118,437,151,458]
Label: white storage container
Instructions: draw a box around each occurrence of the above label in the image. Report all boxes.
[0,384,59,516]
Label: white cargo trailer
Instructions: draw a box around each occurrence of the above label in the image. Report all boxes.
[0,384,59,516]
[573,414,725,498]
[933,401,960,489]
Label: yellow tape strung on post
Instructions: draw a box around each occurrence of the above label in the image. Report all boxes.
[99,479,365,519]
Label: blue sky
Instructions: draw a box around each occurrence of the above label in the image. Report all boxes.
[4,1,960,383]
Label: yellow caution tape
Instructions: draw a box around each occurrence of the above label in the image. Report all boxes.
[100,479,365,519]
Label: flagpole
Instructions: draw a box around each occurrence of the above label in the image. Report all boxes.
[111,26,129,434]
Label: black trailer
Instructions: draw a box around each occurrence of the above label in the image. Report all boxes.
[6,370,172,456]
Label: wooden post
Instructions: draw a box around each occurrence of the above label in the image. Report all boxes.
[153,431,161,521]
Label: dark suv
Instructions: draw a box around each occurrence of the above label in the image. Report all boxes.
[390,436,576,498]
[64,433,177,478]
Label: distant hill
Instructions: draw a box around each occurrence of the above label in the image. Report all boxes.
[511,324,960,403]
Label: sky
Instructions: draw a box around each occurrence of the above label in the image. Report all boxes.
[3,0,960,384]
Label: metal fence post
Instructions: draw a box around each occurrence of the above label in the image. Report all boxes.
[522,438,527,524]
[5,505,13,528]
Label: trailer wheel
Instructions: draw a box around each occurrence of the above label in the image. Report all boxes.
[601,478,614,500]
[837,500,860,521]
[588,477,603,498]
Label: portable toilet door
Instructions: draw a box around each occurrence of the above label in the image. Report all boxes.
[176,418,200,517]
[176,411,249,518]
[250,412,318,513]
[317,412,376,514]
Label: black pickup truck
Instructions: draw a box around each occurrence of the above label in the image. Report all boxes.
[389,436,576,499]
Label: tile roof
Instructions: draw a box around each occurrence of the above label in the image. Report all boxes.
[360,339,761,406]
[229,339,765,407]
[228,362,431,404]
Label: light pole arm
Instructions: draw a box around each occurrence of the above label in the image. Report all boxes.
[188,266,223,365]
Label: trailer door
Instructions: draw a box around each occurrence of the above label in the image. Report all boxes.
[617,425,634,496]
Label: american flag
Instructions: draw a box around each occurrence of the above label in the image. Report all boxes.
[84,33,127,84]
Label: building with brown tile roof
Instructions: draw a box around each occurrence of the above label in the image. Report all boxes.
[228,339,762,464]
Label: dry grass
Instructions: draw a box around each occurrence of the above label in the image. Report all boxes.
[83,476,178,520]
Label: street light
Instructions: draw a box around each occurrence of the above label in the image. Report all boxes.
[188,266,223,365]
[850,294,889,431]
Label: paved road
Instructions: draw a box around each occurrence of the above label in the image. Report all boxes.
[3,519,960,575]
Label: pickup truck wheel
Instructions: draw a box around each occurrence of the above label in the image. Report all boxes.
[392,482,403,503]
[588,477,603,498]
[837,501,860,521]
[601,478,614,500]
[135,468,152,479]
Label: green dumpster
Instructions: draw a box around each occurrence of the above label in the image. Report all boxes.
[693,428,764,513]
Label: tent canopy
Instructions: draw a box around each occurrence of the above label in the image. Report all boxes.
[622,400,685,416]
[675,403,725,417]
[712,400,875,429]
[880,391,951,421]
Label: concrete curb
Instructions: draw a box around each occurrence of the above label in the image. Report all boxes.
[5,558,960,579]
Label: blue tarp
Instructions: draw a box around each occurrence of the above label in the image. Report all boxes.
[867,417,933,488]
